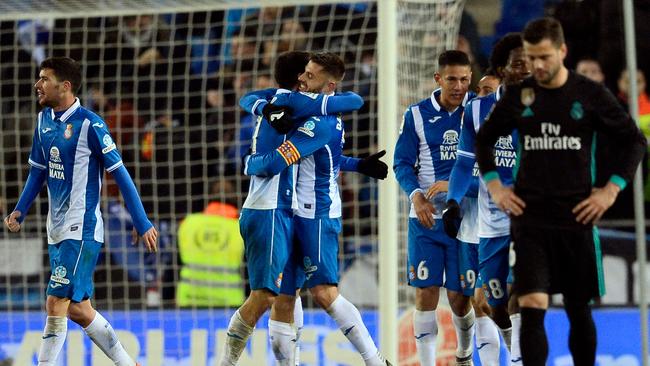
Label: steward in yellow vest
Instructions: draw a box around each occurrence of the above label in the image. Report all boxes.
[176,202,244,307]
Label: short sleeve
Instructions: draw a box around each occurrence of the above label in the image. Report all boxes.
[88,119,123,172]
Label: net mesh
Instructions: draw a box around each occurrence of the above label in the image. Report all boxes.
[0,0,465,363]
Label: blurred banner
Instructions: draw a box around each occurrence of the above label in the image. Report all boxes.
[0,308,644,365]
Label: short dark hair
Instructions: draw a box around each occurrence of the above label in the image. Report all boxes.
[522,17,565,47]
[438,50,470,69]
[490,33,523,74]
[274,51,311,89]
[309,52,346,81]
[40,57,82,94]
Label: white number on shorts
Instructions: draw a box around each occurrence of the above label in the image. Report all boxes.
[417,261,429,280]
[466,270,476,289]
[488,278,504,299]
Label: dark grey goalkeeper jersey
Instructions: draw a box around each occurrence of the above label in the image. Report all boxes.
[476,72,646,228]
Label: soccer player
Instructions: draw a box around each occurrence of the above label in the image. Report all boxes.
[475,18,646,366]
[243,52,390,366]
[219,51,369,366]
[3,57,157,366]
[393,50,475,366]
[443,33,532,365]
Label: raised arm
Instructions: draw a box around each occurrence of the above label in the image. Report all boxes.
[244,116,332,176]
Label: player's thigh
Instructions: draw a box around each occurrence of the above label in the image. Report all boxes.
[47,239,103,303]
[294,216,341,288]
[240,208,293,294]
[478,236,512,306]
[551,227,600,301]
[510,222,552,297]
[279,242,305,296]
[407,219,457,289]
[458,241,479,297]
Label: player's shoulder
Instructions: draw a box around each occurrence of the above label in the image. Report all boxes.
[77,106,105,125]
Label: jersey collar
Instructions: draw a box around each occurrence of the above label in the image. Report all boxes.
[430,88,466,114]
[496,85,504,101]
[50,97,81,122]
[276,88,291,94]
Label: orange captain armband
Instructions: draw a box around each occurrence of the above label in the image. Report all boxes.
[277,140,301,165]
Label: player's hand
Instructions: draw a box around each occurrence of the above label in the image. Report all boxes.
[572,182,620,224]
[132,227,159,253]
[357,150,388,179]
[262,104,293,134]
[413,191,436,229]
[442,199,461,238]
[425,180,449,199]
[486,180,525,216]
[4,210,22,233]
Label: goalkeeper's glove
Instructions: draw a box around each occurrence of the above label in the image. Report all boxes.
[262,104,293,134]
[442,199,461,239]
[357,150,388,179]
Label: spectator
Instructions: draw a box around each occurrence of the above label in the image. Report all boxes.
[176,180,245,307]
[576,58,605,84]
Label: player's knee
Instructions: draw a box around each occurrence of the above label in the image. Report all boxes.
[447,290,471,316]
[309,285,338,309]
[273,295,296,315]
[415,286,439,311]
[67,305,93,326]
[518,292,548,309]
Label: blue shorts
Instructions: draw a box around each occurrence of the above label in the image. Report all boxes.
[279,244,305,296]
[479,235,513,306]
[240,208,293,294]
[282,216,341,291]
[47,239,102,303]
[458,241,480,297]
[407,218,461,291]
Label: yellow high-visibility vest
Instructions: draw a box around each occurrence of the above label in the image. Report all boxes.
[176,211,244,307]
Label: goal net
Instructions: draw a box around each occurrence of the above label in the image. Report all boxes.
[0,1,465,364]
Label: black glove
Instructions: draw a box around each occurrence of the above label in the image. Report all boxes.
[442,199,461,239]
[357,150,388,179]
[262,103,293,134]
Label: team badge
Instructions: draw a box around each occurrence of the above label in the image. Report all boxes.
[50,265,70,285]
[495,135,514,150]
[275,272,283,288]
[570,101,584,120]
[408,265,416,280]
[521,87,535,106]
[64,124,73,139]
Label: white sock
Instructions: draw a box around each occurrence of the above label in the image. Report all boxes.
[452,307,475,358]
[38,316,67,366]
[293,297,304,366]
[475,316,500,366]
[498,326,512,351]
[327,295,383,366]
[509,313,522,365]
[269,319,296,365]
[413,310,437,366]
[219,309,254,366]
[83,311,135,366]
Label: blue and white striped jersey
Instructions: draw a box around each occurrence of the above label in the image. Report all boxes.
[28,98,123,244]
[242,89,297,211]
[394,89,470,219]
[457,86,518,237]
[241,88,362,216]
[294,115,344,219]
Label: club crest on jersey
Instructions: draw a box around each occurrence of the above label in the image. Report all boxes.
[64,124,73,139]
[440,130,458,160]
[570,101,584,120]
[409,265,416,280]
[297,119,316,137]
[521,88,535,106]
[102,134,117,154]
